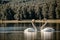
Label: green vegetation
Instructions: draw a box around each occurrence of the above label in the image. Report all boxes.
[0,0,60,20]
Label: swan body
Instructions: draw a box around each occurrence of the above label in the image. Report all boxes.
[40,19,55,40]
[24,28,37,40]
[41,27,55,32]
[24,28,37,35]
[41,27,55,40]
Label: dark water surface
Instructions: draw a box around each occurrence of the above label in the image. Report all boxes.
[0,23,60,40]
[0,32,59,40]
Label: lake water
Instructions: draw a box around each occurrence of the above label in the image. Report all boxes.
[0,32,59,40]
[0,23,60,40]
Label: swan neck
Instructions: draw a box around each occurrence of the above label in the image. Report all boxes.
[41,21,47,30]
[32,22,37,32]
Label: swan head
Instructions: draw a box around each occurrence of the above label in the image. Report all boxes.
[32,19,35,23]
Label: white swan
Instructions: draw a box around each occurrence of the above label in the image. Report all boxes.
[24,19,37,40]
[40,19,55,40]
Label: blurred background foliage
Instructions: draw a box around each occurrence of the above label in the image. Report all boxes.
[0,0,60,20]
